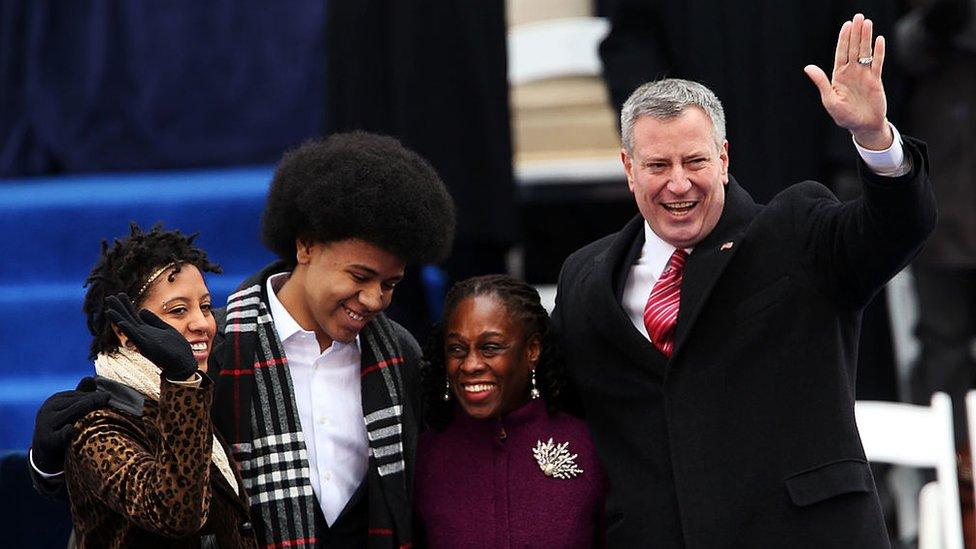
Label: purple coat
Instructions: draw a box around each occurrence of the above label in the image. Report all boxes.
[414,399,607,548]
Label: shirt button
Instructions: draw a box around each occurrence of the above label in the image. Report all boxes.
[318,416,328,425]
[323,470,332,481]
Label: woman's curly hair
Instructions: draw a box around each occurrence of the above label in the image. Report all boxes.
[82,222,221,360]
[420,274,568,431]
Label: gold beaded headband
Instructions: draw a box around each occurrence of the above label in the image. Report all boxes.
[135,261,180,299]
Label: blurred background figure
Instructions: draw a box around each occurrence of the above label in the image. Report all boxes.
[325,2,517,343]
[895,4,976,542]
[897,0,976,442]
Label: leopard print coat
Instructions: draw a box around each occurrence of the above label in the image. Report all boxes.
[64,377,257,548]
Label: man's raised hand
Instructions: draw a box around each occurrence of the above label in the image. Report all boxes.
[804,13,892,150]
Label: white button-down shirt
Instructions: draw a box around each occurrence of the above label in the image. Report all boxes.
[266,273,369,526]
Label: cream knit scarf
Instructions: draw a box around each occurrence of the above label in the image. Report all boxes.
[95,348,238,495]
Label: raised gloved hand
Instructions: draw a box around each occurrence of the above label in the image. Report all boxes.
[105,293,198,381]
[31,377,110,474]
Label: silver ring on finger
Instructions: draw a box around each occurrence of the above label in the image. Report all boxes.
[857,56,873,65]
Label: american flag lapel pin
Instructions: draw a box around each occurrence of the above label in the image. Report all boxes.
[720,241,734,251]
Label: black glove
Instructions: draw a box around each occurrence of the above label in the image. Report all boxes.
[105,293,198,381]
[31,377,110,474]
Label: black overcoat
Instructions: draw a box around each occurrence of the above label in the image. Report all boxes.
[551,138,935,548]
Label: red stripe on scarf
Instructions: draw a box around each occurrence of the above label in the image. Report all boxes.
[220,357,287,377]
[264,537,318,548]
[361,356,404,377]
[256,357,288,368]
[220,368,254,376]
[368,528,393,536]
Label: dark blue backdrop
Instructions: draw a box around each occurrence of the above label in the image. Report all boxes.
[0,0,327,450]
[1,0,326,177]
[0,168,277,450]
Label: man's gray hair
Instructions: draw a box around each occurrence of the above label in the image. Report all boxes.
[620,78,727,154]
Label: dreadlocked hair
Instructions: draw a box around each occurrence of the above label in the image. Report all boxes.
[82,222,222,360]
[421,274,567,431]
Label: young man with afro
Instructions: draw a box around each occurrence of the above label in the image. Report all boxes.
[216,131,454,548]
[31,132,456,549]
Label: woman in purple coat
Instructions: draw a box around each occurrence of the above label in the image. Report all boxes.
[415,275,607,548]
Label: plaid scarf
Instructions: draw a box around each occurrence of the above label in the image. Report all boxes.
[213,265,412,548]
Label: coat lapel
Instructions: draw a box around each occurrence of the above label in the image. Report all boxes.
[671,178,758,357]
[581,215,669,377]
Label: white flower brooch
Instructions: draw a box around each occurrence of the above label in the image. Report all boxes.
[532,438,584,479]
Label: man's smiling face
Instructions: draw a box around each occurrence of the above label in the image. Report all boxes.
[623,107,729,249]
[283,238,405,351]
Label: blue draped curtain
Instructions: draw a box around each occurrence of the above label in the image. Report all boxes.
[1,0,326,177]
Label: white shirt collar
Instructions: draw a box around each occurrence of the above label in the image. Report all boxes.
[639,222,691,277]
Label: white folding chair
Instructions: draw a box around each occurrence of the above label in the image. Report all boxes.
[918,481,945,549]
[855,392,962,549]
[964,390,976,545]
[966,390,976,470]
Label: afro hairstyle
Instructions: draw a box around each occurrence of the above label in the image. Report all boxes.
[83,222,221,360]
[261,131,456,268]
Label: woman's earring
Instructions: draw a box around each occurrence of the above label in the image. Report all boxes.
[530,369,540,400]
[123,340,136,350]
[442,379,451,401]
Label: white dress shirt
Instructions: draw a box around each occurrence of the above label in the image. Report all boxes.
[621,228,686,341]
[266,273,369,526]
[622,123,912,339]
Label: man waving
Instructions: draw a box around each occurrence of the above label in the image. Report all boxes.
[553,14,934,547]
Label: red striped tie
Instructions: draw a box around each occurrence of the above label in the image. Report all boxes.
[643,249,688,357]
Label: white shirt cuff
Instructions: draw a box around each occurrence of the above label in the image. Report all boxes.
[29,448,64,478]
[852,122,912,177]
[168,371,203,387]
